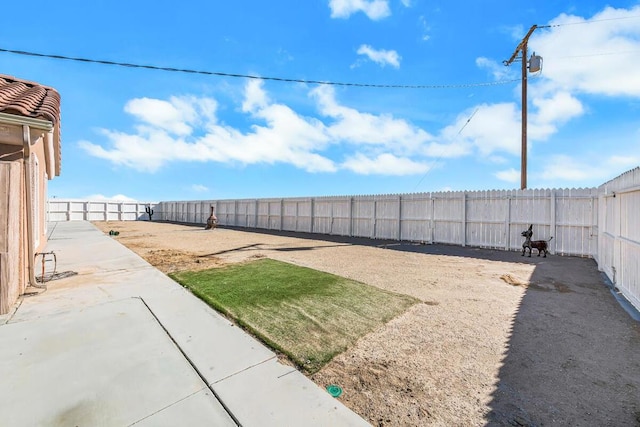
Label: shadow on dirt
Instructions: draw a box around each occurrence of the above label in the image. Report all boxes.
[484,256,640,426]
[212,225,640,425]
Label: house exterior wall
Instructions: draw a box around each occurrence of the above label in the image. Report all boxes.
[0,75,61,315]
[31,133,49,253]
[0,161,24,314]
[0,130,52,314]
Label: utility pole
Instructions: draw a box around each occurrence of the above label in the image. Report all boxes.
[504,25,540,190]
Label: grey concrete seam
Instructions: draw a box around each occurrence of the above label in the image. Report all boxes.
[1,298,23,324]
[135,296,242,427]
[277,368,299,379]
[127,387,208,426]
[209,354,279,386]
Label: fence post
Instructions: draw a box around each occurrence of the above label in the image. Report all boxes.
[280,199,284,231]
[310,199,315,233]
[461,193,467,247]
[429,196,435,243]
[329,200,334,235]
[372,200,377,239]
[397,195,402,241]
[349,197,353,237]
[550,189,556,254]
[233,200,237,227]
[505,195,511,251]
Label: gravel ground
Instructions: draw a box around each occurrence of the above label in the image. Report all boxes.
[94,221,640,426]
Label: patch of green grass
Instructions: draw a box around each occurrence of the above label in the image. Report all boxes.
[170,258,418,373]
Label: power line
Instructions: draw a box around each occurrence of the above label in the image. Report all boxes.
[412,108,479,192]
[539,14,640,28]
[547,50,640,59]
[0,47,519,90]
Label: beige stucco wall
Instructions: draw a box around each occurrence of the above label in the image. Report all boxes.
[31,133,49,254]
[0,161,24,314]
[0,127,52,314]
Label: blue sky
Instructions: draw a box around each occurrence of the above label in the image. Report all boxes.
[1,0,639,201]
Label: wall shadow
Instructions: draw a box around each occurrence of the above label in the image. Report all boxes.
[484,255,640,426]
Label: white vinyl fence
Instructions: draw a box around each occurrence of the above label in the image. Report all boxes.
[598,167,640,310]
[46,167,640,312]
[156,188,599,257]
[47,200,157,222]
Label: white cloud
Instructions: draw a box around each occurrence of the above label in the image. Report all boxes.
[355,45,401,68]
[342,153,430,175]
[81,81,337,174]
[329,0,390,20]
[77,80,591,179]
[81,82,444,177]
[310,85,432,154]
[84,194,138,202]
[242,79,270,113]
[476,57,516,81]
[191,184,209,192]
[530,6,640,97]
[536,155,592,181]
[438,104,522,157]
[124,96,217,136]
[80,4,640,185]
[494,168,520,183]
[422,140,472,158]
[537,153,640,184]
[419,16,431,41]
[529,91,584,140]
[400,0,411,7]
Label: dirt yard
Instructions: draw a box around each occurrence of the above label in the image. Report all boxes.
[93,221,640,426]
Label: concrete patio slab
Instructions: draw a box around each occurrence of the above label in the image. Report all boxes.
[133,389,235,427]
[212,358,370,426]
[0,298,234,426]
[1,221,370,426]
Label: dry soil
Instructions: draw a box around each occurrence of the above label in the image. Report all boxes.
[93,221,640,427]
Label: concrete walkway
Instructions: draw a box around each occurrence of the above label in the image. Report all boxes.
[0,221,369,426]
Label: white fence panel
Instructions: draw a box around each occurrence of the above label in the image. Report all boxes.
[47,200,155,222]
[47,200,70,221]
[256,200,270,229]
[331,198,352,237]
[375,196,401,240]
[400,194,430,242]
[433,193,463,245]
[69,201,84,221]
[555,188,598,257]
[158,187,600,256]
[466,190,508,249]
[620,239,640,309]
[312,199,333,235]
[282,200,298,232]
[47,165,640,313]
[352,197,375,238]
[239,200,257,228]
[598,166,640,311]
[217,201,236,226]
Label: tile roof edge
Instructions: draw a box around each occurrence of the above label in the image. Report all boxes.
[0,73,60,93]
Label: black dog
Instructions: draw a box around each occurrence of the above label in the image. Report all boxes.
[521,225,553,257]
